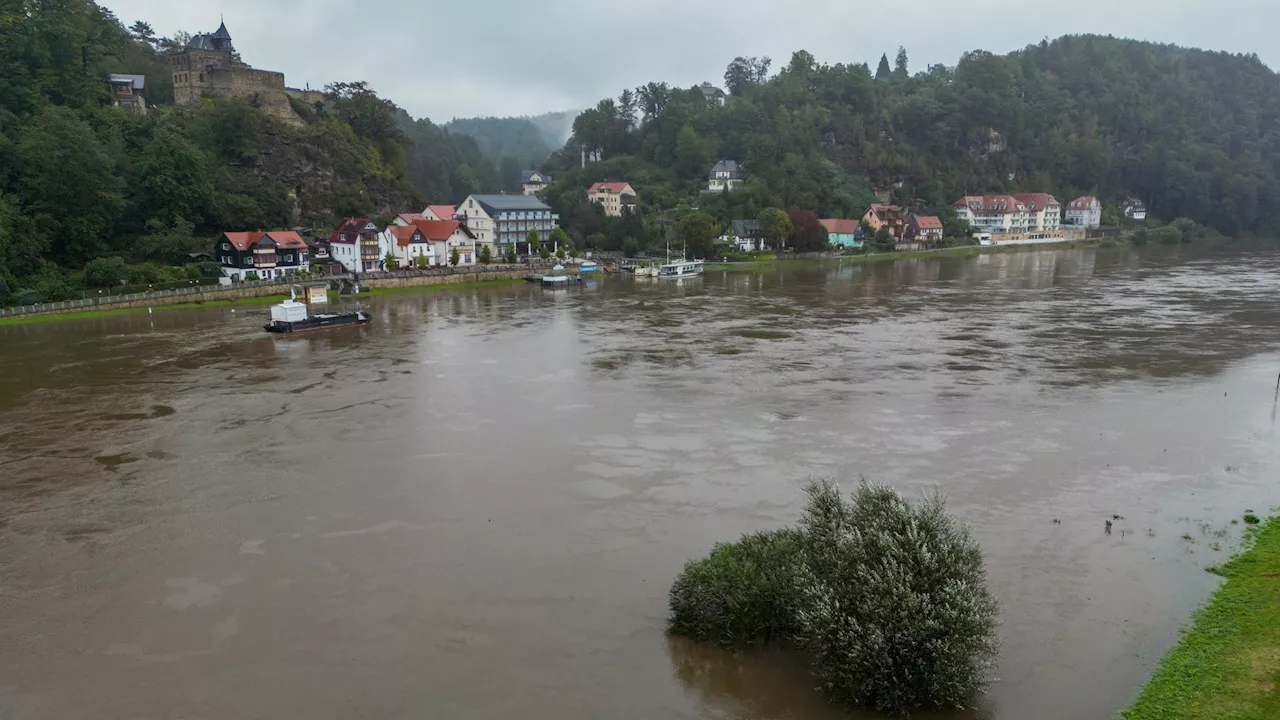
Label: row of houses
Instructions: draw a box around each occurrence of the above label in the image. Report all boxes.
[214,194,562,282]
[720,205,945,252]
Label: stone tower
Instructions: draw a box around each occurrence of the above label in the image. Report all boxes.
[170,21,301,124]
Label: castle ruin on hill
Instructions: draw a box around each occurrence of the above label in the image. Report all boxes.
[169,21,325,125]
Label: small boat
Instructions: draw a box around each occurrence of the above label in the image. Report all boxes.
[657,259,705,279]
[264,286,370,333]
[579,262,599,273]
[541,274,583,286]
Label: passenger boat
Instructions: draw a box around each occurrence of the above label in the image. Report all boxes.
[264,286,370,333]
[657,259,705,279]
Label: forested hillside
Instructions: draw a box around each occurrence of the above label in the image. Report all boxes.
[443,111,581,192]
[0,0,496,304]
[541,38,1280,251]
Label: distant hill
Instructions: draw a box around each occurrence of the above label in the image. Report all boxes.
[444,110,580,167]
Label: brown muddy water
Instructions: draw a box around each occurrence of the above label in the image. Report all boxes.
[2,246,1279,720]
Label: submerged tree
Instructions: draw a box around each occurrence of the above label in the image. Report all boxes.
[668,480,999,716]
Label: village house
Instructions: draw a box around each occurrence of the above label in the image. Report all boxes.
[522,170,553,196]
[454,194,559,255]
[818,219,864,249]
[108,74,147,115]
[391,212,426,226]
[905,214,944,244]
[588,182,637,217]
[706,160,743,193]
[1123,198,1148,221]
[953,195,1030,235]
[698,82,728,106]
[329,218,387,273]
[305,236,344,275]
[384,220,478,267]
[415,219,477,266]
[214,230,309,282]
[1013,193,1062,233]
[719,219,765,252]
[423,205,456,222]
[1065,196,1103,228]
[861,204,908,239]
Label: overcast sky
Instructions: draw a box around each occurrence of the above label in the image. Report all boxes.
[102,0,1276,123]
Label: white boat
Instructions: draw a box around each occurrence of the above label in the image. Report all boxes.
[657,259,705,279]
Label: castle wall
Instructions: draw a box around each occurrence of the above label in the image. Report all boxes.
[171,45,302,126]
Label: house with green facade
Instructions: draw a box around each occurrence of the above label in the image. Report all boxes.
[819,219,864,248]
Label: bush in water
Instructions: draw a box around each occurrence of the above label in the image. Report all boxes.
[667,529,805,649]
[667,480,999,715]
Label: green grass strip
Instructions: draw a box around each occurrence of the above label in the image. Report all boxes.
[1123,517,1280,719]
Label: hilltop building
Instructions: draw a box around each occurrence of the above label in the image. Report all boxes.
[706,160,743,193]
[523,170,553,196]
[170,21,308,125]
[108,74,147,115]
[588,182,637,217]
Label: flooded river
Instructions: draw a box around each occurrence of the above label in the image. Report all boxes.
[2,246,1279,719]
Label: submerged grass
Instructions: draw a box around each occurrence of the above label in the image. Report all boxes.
[1122,517,1280,719]
[704,240,1095,271]
[0,277,526,327]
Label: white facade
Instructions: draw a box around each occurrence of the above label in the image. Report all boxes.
[454,200,495,245]
[707,160,742,193]
[1065,197,1103,229]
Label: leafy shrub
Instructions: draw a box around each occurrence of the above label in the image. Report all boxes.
[668,529,805,649]
[1244,514,1261,526]
[479,245,492,264]
[667,480,999,715]
[83,257,130,288]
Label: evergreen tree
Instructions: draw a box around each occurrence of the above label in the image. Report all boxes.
[875,54,892,79]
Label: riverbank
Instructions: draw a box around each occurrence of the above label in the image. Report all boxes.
[703,239,1094,271]
[1122,516,1280,719]
[0,276,531,328]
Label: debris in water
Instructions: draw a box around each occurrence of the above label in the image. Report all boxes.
[1105,520,1113,534]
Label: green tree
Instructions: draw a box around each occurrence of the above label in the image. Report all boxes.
[478,245,492,264]
[504,245,517,264]
[675,211,720,259]
[17,105,121,265]
[526,228,541,255]
[83,256,130,288]
[894,47,909,77]
[675,123,710,180]
[758,207,793,250]
[384,251,398,270]
[449,247,460,266]
[132,127,214,225]
[549,226,570,254]
[875,53,892,79]
[623,237,639,257]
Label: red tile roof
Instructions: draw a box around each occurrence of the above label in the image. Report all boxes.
[818,219,860,235]
[388,225,423,246]
[396,213,426,224]
[953,195,1025,214]
[410,219,475,242]
[1012,193,1060,211]
[426,205,456,220]
[222,231,308,251]
[1067,196,1099,210]
[330,217,378,243]
[589,182,634,195]
[911,215,944,230]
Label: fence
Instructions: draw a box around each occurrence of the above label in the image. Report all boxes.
[0,276,301,318]
[0,263,557,318]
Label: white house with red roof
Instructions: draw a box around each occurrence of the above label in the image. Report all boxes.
[1013,193,1062,232]
[391,212,426,227]
[423,205,456,222]
[414,219,477,266]
[587,182,637,217]
[329,218,387,273]
[214,230,309,282]
[953,195,1032,235]
[1065,196,1103,229]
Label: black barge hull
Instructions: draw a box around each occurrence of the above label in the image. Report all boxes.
[264,311,371,333]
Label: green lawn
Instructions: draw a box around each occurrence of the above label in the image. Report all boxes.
[704,240,1095,271]
[1123,517,1280,719]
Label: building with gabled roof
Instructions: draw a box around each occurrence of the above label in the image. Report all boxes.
[329,218,386,272]
[707,160,743,193]
[698,82,728,106]
[1065,196,1103,229]
[588,182,637,216]
[523,170,553,196]
[455,194,560,253]
[905,214,944,244]
[214,230,310,282]
[819,218,864,248]
[861,204,908,239]
[170,20,301,124]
